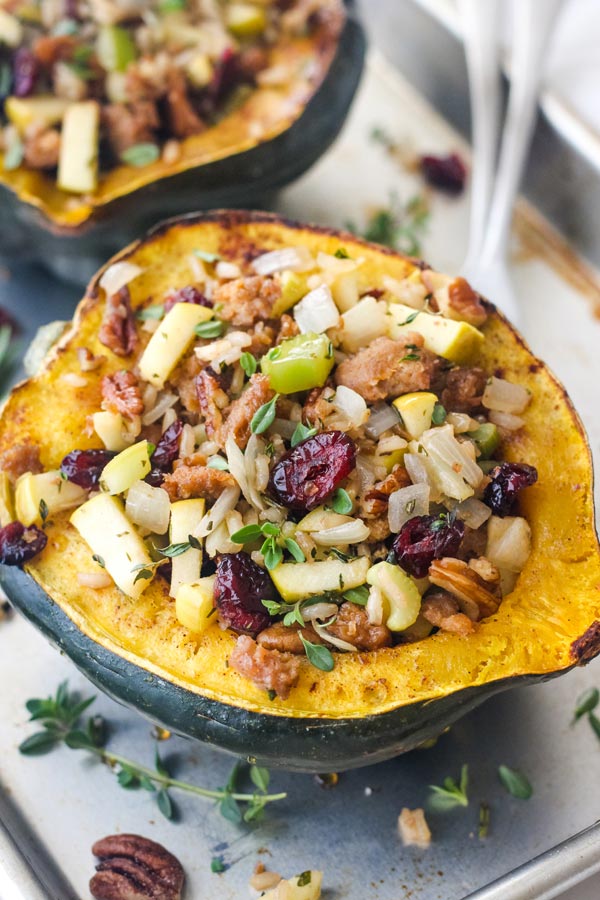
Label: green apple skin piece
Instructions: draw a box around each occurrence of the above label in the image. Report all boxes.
[70,493,154,599]
[388,302,484,364]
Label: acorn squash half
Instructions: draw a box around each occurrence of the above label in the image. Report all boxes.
[1,210,600,772]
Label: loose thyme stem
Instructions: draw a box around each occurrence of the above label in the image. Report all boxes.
[90,746,287,804]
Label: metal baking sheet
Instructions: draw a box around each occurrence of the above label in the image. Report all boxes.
[2,52,600,900]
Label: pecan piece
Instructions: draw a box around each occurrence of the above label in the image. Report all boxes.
[162,462,236,501]
[421,591,475,635]
[90,834,184,900]
[196,368,228,438]
[99,286,138,357]
[0,442,42,482]
[362,465,412,519]
[229,634,300,699]
[327,601,392,650]
[101,371,143,420]
[428,557,500,620]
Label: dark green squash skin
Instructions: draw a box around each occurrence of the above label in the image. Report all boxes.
[0,564,560,772]
[0,7,365,286]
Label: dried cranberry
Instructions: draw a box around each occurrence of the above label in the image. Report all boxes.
[60,449,116,490]
[163,286,212,315]
[13,48,39,98]
[197,48,241,118]
[392,515,465,578]
[0,521,47,566]
[420,153,467,194]
[268,431,357,512]
[151,420,183,471]
[214,552,278,634]
[483,462,538,517]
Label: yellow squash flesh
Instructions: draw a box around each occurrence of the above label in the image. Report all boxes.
[1,211,599,721]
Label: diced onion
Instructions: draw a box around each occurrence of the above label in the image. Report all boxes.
[366,584,384,625]
[179,423,196,458]
[340,296,388,352]
[311,519,371,546]
[226,435,266,512]
[404,452,430,486]
[482,376,530,414]
[365,403,400,438]
[252,246,314,275]
[99,261,143,297]
[60,372,87,388]
[125,480,170,534]
[332,386,369,428]
[316,251,357,275]
[293,284,340,333]
[445,412,479,433]
[486,515,532,573]
[215,260,241,280]
[453,496,491,529]
[312,621,358,652]
[302,602,339,622]
[194,485,241,538]
[382,273,428,308]
[388,484,430,533]
[488,410,525,432]
[355,454,378,492]
[77,571,113,589]
[421,424,483,488]
[141,392,178,426]
[270,417,297,440]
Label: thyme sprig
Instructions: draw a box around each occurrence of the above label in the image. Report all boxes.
[347,191,430,256]
[428,764,469,811]
[19,682,285,823]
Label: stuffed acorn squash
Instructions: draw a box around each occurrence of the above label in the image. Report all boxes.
[1,210,599,772]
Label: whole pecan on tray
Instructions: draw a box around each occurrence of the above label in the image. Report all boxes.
[90,833,185,900]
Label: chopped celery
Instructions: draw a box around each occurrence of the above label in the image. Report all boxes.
[367,561,421,631]
[260,332,334,394]
[468,423,499,459]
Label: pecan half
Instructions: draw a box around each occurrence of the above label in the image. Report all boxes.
[90,834,184,900]
[99,286,138,357]
[428,557,500,620]
[101,371,143,420]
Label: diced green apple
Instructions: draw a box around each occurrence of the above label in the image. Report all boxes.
[175,576,216,633]
[15,471,87,526]
[169,498,205,598]
[57,101,100,194]
[99,440,153,495]
[5,95,69,134]
[388,302,484,364]
[70,493,153,599]
[138,303,213,388]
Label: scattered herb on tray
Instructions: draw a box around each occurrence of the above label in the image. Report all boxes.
[19,682,286,823]
[428,764,469,811]
[347,191,430,256]
[498,765,533,800]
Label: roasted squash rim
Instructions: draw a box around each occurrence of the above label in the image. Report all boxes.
[1,209,599,721]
